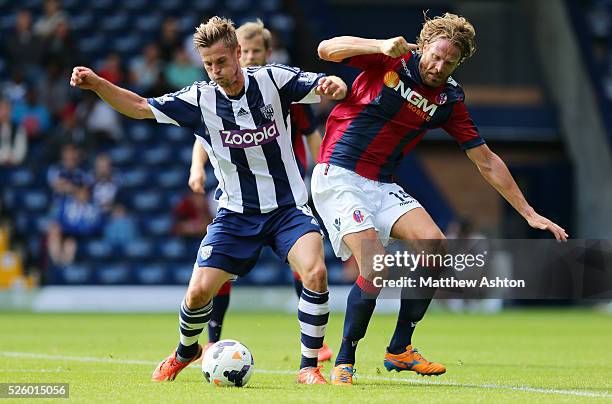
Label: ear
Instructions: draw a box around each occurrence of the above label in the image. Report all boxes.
[265,47,272,61]
[236,44,241,58]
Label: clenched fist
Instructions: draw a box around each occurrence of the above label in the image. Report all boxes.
[70,66,102,90]
[379,37,417,58]
[315,76,347,100]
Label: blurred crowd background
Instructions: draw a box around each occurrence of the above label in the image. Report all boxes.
[0,0,610,298]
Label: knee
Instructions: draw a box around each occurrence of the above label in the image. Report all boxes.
[185,284,213,309]
[416,230,446,253]
[421,228,445,241]
[302,262,328,292]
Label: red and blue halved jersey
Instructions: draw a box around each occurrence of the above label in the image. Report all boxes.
[320,51,485,182]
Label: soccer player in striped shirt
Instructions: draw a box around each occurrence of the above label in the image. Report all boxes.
[188,19,333,363]
[312,12,568,385]
[70,16,347,384]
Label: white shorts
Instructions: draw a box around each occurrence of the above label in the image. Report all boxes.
[311,163,422,261]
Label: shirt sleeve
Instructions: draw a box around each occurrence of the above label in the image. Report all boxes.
[268,64,325,104]
[441,101,485,150]
[147,84,201,129]
[342,53,402,71]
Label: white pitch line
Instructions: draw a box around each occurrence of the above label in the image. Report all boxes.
[1,351,609,399]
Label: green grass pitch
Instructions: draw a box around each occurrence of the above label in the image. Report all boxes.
[0,309,610,403]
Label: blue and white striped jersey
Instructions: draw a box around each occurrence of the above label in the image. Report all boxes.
[148,65,325,214]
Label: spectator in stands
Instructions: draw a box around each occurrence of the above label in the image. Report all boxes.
[5,9,42,80]
[146,70,173,98]
[43,105,90,164]
[268,29,290,64]
[92,153,119,213]
[0,99,27,166]
[157,17,182,62]
[34,0,68,39]
[41,19,78,71]
[47,142,91,199]
[46,184,104,266]
[98,53,124,85]
[128,43,163,94]
[1,71,28,105]
[76,91,123,147]
[183,22,211,80]
[11,87,51,142]
[103,203,138,246]
[165,47,204,90]
[171,191,213,238]
[38,62,70,122]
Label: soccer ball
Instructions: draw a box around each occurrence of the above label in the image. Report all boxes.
[201,340,254,387]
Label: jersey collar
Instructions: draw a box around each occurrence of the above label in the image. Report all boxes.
[217,68,249,100]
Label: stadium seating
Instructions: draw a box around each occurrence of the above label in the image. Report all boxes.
[3,0,573,288]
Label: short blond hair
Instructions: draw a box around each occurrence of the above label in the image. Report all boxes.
[193,16,238,49]
[236,19,272,50]
[416,12,476,64]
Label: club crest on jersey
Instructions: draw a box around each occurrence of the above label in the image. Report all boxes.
[200,245,213,261]
[260,104,274,120]
[221,121,279,149]
[436,92,447,105]
[353,210,365,223]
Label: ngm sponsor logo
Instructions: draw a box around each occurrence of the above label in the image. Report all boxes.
[221,121,279,148]
[383,71,438,122]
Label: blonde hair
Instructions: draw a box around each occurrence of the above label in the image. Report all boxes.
[237,19,272,50]
[193,16,238,49]
[416,12,476,64]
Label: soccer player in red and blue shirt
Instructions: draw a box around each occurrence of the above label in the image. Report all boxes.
[312,12,568,385]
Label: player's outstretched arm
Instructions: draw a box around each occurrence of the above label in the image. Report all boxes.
[188,140,209,194]
[318,36,417,62]
[466,144,569,241]
[314,76,347,100]
[70,66,154,120]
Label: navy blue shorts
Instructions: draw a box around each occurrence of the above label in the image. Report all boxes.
[195,204,322,277]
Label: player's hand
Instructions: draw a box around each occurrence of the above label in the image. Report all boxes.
[315,76,347,100]
[70,66,102,90]
[526,213,569,242]
[188,168,206,194]
[379,37,417,58]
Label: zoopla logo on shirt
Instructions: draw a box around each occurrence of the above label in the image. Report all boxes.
[221,121,279,148]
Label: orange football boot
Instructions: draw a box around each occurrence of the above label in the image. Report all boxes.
[383,345,446,376]
[151,344,203,382]
[297,366,328,384]
[318,343,333,362]
[330,364,354,386]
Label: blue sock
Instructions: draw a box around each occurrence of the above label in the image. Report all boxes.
[335,276,379,366]
[208,293,230,343]
[387,298,432,354]
[298,287,329,369]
